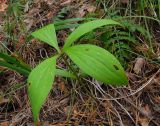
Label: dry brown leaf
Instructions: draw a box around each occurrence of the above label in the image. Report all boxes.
[133,58,145,74]
[64,106,72,114]
[154,73,160,84]
[24,1,29,12]
[49,124,66,126]
[60,0,72,6]
[73,109,86,117]
[139,118,150,126]
[0,121,9,126]
[43,121,49,126]
[58,81,66,93]
[78,9,86,18]
[141,104,152,117]
[77,4,96,17]
[87,5,96,13]
[24,18,34,30]
[16,35,25,49]
[120,0,129,4]
[44,0,55,5]
[59,97,69,105]
[36,121,41,126]
[126,72,137,81]
[0,96,9,105]
[33,0,40,3]
[0,2,8,12]
[0,66,6,71]
[135,44,149,53]
[154,96,160,103]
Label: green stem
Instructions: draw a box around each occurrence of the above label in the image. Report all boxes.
[61,54,90,94]
[62,54,80,81]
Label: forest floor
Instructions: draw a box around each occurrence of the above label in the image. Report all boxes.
[0,0,160,126]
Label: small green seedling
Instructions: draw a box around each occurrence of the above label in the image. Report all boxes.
[28,19,128,124]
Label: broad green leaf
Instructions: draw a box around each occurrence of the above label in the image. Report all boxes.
[31,24,60,52]
[55,69,76,78]
[63,19,121,50]
[28,56,57,123]
[65,44,128,86]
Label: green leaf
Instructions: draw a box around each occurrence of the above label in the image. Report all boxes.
[0,60,30,76]
[0,53,18,63]
[65,44,128,86]
[63,19,121,50]
[54,18,96,30]
[0,53,31,72]
[55,24,79,31]
[54,18,96,26]
[28,56,57,123]
[31,24,60,52]
[55,69,76,78]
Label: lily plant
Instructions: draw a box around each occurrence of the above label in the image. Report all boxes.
[27,19,128,124]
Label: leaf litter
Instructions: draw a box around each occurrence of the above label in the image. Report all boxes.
[0,0,160,126]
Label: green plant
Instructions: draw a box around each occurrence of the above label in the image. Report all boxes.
[28,19,128,124]
[0,53,31,76]
[98,19,150,67]
[2,0,27,51]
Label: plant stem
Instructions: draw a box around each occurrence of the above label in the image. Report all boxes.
[61,54,80,81]
[62,54,91,91]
